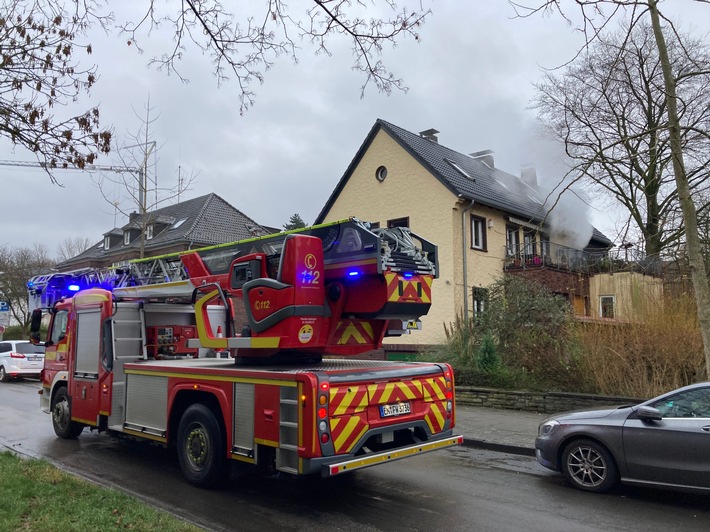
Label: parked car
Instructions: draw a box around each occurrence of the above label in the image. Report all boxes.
[0,340,45,382]
[535,382,710,493]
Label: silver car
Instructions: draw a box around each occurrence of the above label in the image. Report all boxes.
[0,340,45,382]
[535,382,710,493]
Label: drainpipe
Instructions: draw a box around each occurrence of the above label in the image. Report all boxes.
[461,198,475,322]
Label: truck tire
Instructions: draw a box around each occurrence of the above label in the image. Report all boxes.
[51,387,85,439]
[177,403,228,488]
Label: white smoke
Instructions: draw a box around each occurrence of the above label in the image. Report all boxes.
[547,188,594,250]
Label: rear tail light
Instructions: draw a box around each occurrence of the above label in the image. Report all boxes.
[10,353,26,359]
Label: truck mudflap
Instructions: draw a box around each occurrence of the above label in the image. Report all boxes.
[320,434,464,476]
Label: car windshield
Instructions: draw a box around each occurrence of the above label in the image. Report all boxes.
[14,343,45,355]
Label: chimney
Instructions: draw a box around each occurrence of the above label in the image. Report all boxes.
[469,149,494,168]
[520,166,538,188]
[419,128,439,143]
[129,211,139,221]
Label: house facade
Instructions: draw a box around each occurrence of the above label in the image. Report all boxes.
[316,119,662,345]
[56,193,272,271]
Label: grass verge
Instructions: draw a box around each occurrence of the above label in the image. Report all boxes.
[0,451,201,531]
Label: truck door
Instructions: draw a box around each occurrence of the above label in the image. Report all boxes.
[69,308,104,425]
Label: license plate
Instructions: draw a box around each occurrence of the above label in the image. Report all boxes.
[27,356,42,362]
[380,402,411,417]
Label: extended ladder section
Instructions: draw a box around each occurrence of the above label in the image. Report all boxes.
[28,219,437,310]
[28,219,438,360]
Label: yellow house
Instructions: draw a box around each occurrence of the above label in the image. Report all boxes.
[316,119,659,347]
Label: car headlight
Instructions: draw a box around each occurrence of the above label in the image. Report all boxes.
[538,420,560,436]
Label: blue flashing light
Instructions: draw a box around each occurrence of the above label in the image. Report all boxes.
[67,284,81,292]
[348,270,361,278]
[403,272,414,279]
[27,281,34,288]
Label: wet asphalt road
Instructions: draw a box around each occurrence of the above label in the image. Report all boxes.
[1,379,709,531]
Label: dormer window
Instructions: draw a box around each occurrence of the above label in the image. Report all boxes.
[146,224,154,240]
[171,218,187,230]
[104,236,110,250]
[124,230,131,245]
[446,159,474,180]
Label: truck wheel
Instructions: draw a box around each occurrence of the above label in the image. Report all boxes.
[0,366,8,383]
[177,403,228,488]
[51,387,85,439]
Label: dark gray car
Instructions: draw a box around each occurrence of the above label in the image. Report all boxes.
[535,382,710,493]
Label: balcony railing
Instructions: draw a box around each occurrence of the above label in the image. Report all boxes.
[504,242,662,277]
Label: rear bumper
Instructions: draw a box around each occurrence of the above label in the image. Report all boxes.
[318,434,464,476]
[1,365,41,379]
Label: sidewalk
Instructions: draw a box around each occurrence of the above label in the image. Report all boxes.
[454,405,546,456]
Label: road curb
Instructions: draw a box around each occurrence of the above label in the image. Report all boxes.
[461,437,536,457]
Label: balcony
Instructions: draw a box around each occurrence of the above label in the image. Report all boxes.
[504,242,662,277]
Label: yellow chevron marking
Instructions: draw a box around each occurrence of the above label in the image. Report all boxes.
[425,403,446,434]
[332,416,365,452]
[361,321,373,340]
[424,378,446,401]
[331,387,369,415]
[337,322,366,344]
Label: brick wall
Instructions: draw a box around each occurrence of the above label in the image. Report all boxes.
[456,386,644,414]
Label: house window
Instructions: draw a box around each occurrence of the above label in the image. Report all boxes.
[146,224,154,240]
[473,287,488,317]
[387,217,409,228]
[471,215,487,251]
[600,296,615,319]
[446,159,474,179]
[104,236,110,250]
[123,231,130,245]
[506,226,520,257]
[540,234,551,258]
[524,231,536,261]
[375,165,388,182]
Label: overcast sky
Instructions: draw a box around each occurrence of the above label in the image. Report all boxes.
[2,0,709,259]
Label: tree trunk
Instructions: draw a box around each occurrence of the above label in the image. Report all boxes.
[650,1,710,378]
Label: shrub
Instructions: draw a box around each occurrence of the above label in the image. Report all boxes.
[573,294,704,398]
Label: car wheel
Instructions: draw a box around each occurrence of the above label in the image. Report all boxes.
[177,403,228,488]
[561,439,619,493]
[0,365,7,383]
[51,387,85,439]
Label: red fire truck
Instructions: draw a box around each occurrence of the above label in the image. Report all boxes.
[29,219,461,487]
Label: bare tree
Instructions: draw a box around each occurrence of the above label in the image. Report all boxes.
[0,244,54,335]
[534,20,710,257]
[56,236,93,262]
[0,0,112,181]
[93,97,197,258]
[2,1,428,178]
[515,0,710,377]
[119,1,430,114]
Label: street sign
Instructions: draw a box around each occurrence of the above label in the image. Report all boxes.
[0,300,10,327]
[0,325,5,334]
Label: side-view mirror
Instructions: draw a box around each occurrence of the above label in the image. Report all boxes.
[636,405,663,422]
[30,309,44,344]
